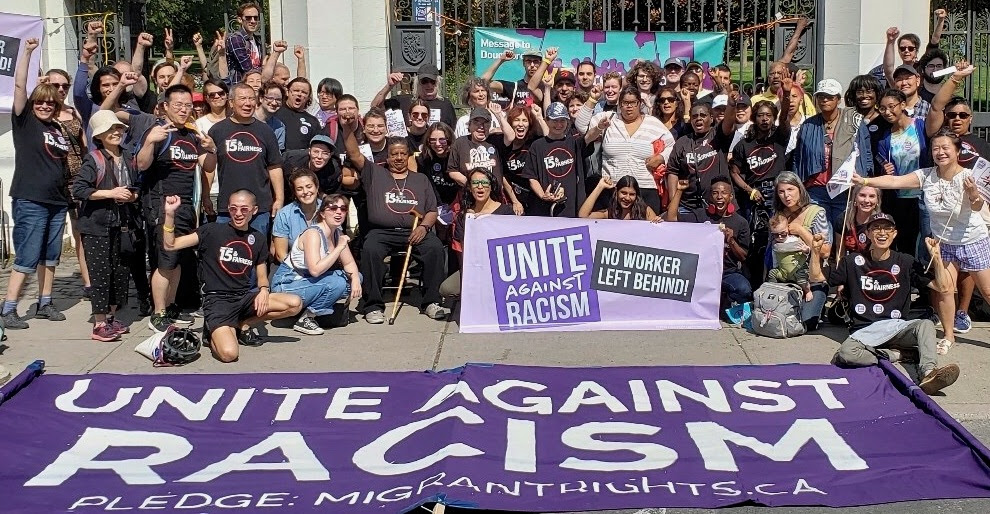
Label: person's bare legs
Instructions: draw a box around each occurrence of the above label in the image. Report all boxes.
[932,262,959,352]
[240,293,302,331]
[4,270,28,304]
[151,267,180,312]
[209,326,240,362]
[37,265,55,299]
[957,271,975,314]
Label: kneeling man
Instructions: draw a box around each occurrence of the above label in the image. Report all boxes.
[830,213,959,395]
[162,191,302,362]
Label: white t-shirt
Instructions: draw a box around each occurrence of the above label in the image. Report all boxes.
[913,167,989,245]
[195,115,222,196]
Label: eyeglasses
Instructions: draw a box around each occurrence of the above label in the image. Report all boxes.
[50,83,70,90]
[620,100,640,107]
[898,45,916,52]
[659,97,676,103]
[870,225,896,233]
[925,63,945,70]
[410,112,429,119]
[470,180,492,187]
[207,91,227,99]
[317,90,335,97]
[227,206,253,214]
[169,102,193,110]
[33,99,57,107]
[323,204,347,212]
[262,95,282,103]
[429,137,448,145]
[242,15,259,21]
[946,112,972,120]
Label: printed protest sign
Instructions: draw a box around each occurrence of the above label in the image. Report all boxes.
[3,362,990,512]
[970,158,990,203]
[463,216,723,332]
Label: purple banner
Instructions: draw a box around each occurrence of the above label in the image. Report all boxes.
[2,364,990,512]
[462,216,722,333]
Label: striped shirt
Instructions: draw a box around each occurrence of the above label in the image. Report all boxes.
[577,106,675,190]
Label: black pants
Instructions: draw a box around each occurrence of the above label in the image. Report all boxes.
[360,228,444,314]
[887,194,921,256]
[82,234,130,315]
[128,227,150,301]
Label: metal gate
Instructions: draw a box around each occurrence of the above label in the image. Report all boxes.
[392,0,820,98]
[931,0,989,139]
[75,13,129,66]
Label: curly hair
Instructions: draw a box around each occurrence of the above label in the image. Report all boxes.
[626,61,661,94]
[460,77,491,108]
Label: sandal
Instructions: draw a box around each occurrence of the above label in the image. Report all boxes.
[936,338,953,356]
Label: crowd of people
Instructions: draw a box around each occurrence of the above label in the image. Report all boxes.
[1,4,984,391]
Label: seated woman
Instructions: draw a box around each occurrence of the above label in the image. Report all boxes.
[579,175,660,221]
[772,172,833,330]
[440,169,515,299]
[271,194,362,335]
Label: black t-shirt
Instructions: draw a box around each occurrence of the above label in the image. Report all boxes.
[453,205,515,247]
[394,94,457,128]
[829,250,932,332]
[731,126,791,210]
[10,109,70,205]
[197,222,268,295]
[416,152,459,205]
[492,137,535,190]
[360,160,438,229]
[144,122,203,202]
[716,212,750,274]
[448,134,505,185]
[523,134,592,217]
[960,133,990,169]
[275,106,319,151]
[669,127,732,209]
[209,118,283,213]
[282,149,342,200]
[490,79,515,108]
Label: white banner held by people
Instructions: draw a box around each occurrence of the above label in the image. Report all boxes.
[0,12,44,113]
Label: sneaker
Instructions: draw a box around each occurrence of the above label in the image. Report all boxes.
[2,311,29,330]
[35,303,66,321]
[138,298,153,317]
[954,310,973,334]
[423,303,450,320]
[364,310,386,324]
[166,304,194,326]
[237,328,265,347]
[293,315,324,335]
[920,364,960,395]
[191,308,204,318]
[91,323,120,342]
[107,318,129,335]
[148,312,174,333]
[81,286,92,300]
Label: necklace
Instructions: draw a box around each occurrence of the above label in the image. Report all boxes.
[392,173,408,196]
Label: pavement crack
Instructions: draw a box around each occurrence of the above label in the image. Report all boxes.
[431,317,451,372]
[728,327,756,364]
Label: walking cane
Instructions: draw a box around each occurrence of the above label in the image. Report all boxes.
[388,209,424,325]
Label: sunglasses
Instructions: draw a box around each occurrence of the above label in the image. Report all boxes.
[899,45,916,52]
[420,78,437,85]
[771,231,789,239]
[34,99,57,107]
[410,112,429,119]
[946,112,972,120]
[228,206,253,214]
[323,204,347,212]
[50,83,70,90]
[470,180,492,187]
[429,137,448,145]
[659,97,676,103]
[207,91,227,99]
[870,225,896,233]
[242,15,259,21]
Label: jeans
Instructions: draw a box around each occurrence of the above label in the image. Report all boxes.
[807,186,846,236]
[11,199,67,274]
[722,271,753,305]
[802,282,829,331]
[215,212,272,235]
[270,264,355,316]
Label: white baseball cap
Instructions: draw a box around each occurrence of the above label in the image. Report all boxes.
[815,78,843,97]
[712,95,728,108]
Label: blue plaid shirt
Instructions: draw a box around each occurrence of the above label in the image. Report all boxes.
[224,28,264,85]
[908,98,931,121]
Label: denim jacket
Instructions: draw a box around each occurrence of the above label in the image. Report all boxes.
[793,108,873,182]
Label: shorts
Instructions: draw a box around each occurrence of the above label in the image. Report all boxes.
[940,237,990,272]
[203,292,259,332]
[11,198,67,274]
[149,203,195,271]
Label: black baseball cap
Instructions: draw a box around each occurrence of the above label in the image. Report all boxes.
[866,213,896,228]
[893,64,920,78]
[469,107,492,123]
[418,63,439,82]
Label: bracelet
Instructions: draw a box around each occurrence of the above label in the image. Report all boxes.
[259,286,270,290]
[162,225,174,233]
[749,189,760,201]
[862,177,869,186]
[543,58,552,65]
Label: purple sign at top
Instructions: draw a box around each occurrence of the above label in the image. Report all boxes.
[487,226,601,330]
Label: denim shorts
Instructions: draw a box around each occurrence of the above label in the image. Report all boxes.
[11,198,67,274]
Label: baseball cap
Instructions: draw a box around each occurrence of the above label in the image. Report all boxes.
[88,109,128,138]
[712,95,728,108]
[191,92,205,103]
[522,49,542,60]
[866,213,896,228]
[686,60,703,71]
[814,78,843,96]
[735,94,752,107]
[470,107,492,123]
[546,102,569,120]
[554,69,575,85]
[417,63,439,82]
[309,134,335,149]
[893,63,920,77]
[663,57,685,69]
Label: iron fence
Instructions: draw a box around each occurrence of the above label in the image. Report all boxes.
[931,0,990,139]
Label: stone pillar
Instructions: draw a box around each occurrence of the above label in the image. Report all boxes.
[820,0,931,87]
[271,0,390,109]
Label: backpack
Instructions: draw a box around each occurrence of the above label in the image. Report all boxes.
[752,282,806,338]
